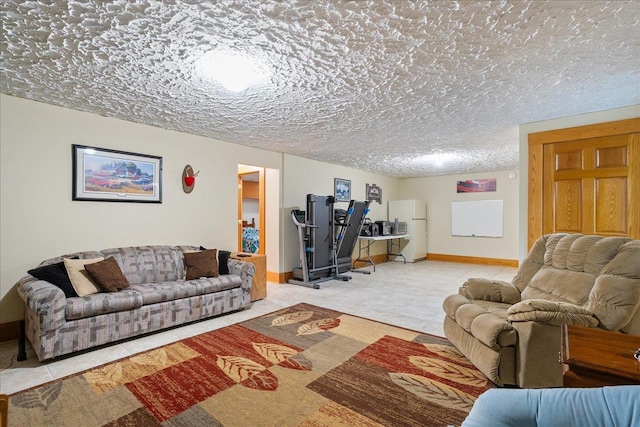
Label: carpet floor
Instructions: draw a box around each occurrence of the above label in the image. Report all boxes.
[8,303,493,427]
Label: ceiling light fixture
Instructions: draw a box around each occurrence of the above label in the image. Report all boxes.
[195,49,270,92]
[414,153,459,167]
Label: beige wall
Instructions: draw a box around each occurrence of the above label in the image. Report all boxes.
[399,170,520,260]
[0,94,284,322]
[281,154,401,272]
[517,104,640,260]
[0,94,400,323]
[3,93,635,324]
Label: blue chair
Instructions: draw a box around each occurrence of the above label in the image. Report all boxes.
[462,385,640,427]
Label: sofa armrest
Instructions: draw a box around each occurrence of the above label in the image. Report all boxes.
[507,299,599,327]
[460,278,522,304]
[227,259,255,294]
[16,276,67,333]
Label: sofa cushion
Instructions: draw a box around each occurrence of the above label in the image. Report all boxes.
[472,300,512,321]
[100,246,186,285]
[184,249,219,280]
[187,275,240,295]
[443,294,471,319]
[521,267,596,305]
[584,237,632,276]
[132,275,242,305]
[542,234,566,266]
[550,234,583,269]
[470,313,517,348]
[64,257,105,297]
[585,240,640,331]
[66,289,143,320]
[85,256,131,292]
[566,235,602,271]
[451,302,516,348]
[132,282,200,304]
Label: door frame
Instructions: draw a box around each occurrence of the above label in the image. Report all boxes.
[528,118,640,249]
[238,165,266,254]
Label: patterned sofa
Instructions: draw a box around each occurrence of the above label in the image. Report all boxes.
[17,245,254,361]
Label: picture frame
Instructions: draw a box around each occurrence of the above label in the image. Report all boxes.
[334,178,351,202]
[366,183,382,204]
[72,144,162,203]
[456,178,496,193]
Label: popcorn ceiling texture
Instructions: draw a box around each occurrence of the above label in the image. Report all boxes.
[1,1,639,178]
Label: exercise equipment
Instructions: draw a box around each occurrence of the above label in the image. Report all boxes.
[290,194,370,288]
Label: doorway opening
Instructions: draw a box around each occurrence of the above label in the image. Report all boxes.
[238,165,265,254]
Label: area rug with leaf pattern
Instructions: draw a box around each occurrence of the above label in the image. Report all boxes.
[8,303,493,427]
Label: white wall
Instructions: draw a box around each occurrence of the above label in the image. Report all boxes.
[265,167,280,274]
[0,94,283,322]
[517,104,640,260]
[399,170,520,260]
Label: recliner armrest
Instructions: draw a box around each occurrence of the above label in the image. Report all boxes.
[507,299,599,327]
[460,278,521,304]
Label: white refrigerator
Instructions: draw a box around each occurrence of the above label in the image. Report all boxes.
[388,199,428,262]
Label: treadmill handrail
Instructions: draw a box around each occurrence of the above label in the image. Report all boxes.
[291,211,318,228]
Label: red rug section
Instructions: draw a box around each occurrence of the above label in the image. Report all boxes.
[126,323,306,422]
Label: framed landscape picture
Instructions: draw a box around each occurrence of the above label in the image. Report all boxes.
[334,178,351,202]
[72,144,162,203]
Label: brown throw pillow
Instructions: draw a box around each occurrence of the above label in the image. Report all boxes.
[84,256,130,292]
[184,249,218,280]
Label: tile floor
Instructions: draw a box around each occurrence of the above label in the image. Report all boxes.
[0,260,516,395]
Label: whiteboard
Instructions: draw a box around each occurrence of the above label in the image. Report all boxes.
[451,200,503,238]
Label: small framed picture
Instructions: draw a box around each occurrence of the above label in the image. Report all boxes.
[366,183,382,204]
[72,144,162,203]
[334,178,351,202]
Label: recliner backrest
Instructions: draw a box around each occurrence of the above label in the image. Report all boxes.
[513,234,640,332]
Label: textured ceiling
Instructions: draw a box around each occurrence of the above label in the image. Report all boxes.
[2,1,639,178]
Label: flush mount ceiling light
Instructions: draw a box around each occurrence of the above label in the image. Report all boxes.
[414,153,460,167]
[195,49,271,92]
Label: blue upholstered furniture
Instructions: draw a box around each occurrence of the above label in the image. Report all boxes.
[462,385,640,427]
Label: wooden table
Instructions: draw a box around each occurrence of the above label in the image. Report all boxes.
[560,324,640,387]
[230,252,266,302]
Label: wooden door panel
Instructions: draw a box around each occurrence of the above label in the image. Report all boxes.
[528,119,640,249]
[595,177,627,235]
[556,149,583,171]
[596,145,627,168]
[553,180,583,233]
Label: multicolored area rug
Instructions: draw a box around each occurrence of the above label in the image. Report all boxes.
[8,303,493,426]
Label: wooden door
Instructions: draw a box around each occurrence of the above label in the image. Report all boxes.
[529,118,640,249]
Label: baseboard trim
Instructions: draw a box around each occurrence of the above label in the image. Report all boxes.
[427,253,519,267]
[267,271,289,283]
[0,320,20,343]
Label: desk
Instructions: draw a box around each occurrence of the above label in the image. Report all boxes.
[353,234,409,272]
